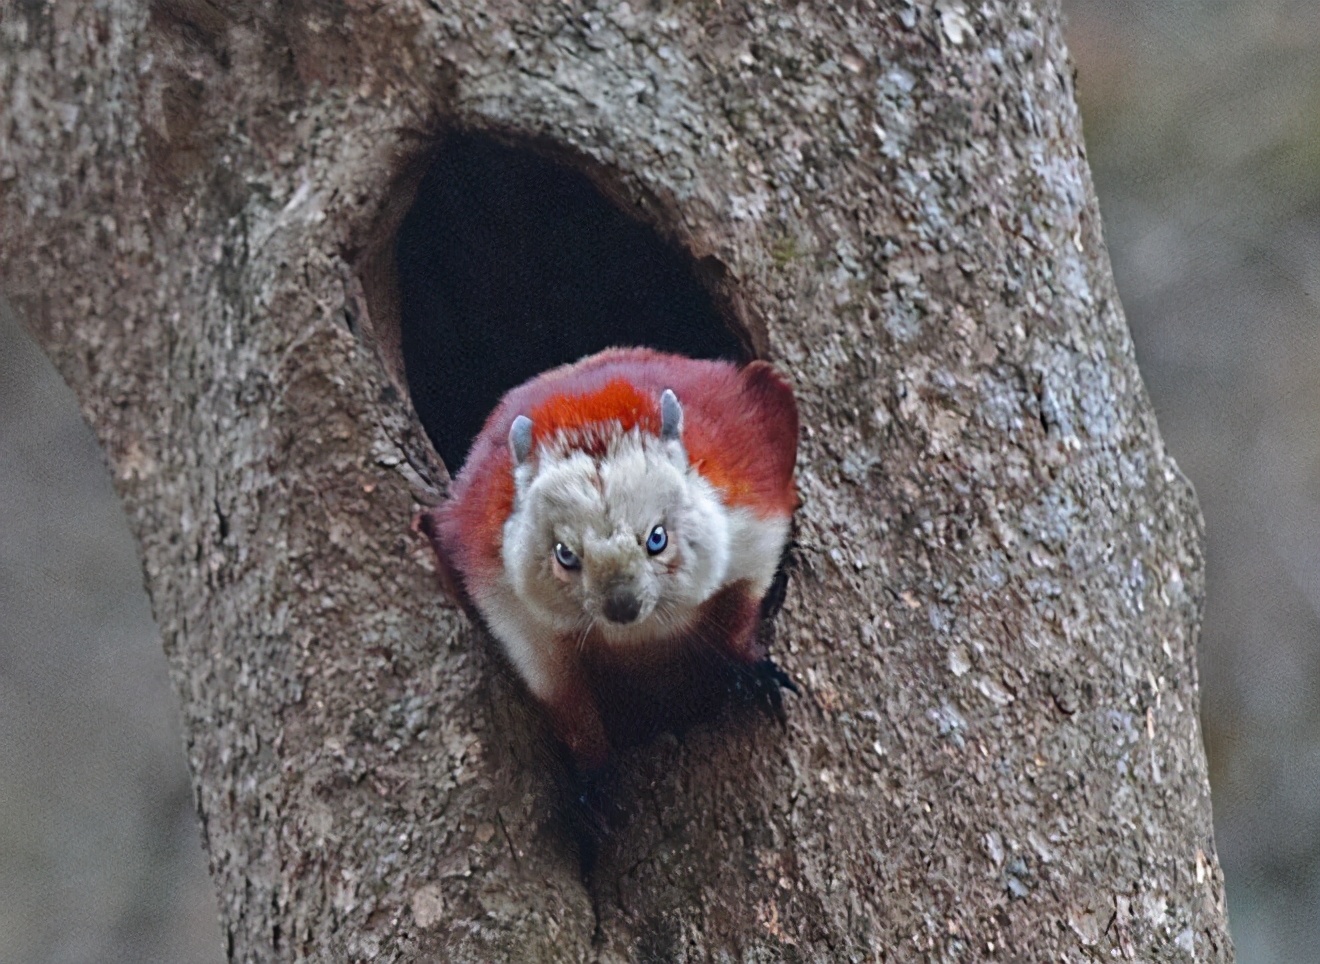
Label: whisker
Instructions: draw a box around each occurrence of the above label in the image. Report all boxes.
[575,616,596,655]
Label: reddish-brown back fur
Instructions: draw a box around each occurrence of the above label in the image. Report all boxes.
[429,348,799,602]
[527,378,659,453]
[580,580,766,750]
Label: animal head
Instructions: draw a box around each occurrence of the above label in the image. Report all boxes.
[500,389,732,643]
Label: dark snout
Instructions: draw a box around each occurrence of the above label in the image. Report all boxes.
[602,584,642,624]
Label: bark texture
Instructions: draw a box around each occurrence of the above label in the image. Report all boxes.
[0,1,1232,960]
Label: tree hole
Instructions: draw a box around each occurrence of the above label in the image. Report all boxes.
[393,133,749,471]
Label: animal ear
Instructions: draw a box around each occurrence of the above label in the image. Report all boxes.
[660,389,683,441]
[509,415,534,465]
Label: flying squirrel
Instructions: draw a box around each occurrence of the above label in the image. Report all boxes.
[418,347,799,773]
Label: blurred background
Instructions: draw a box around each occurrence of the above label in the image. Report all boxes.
[1066,1,1320,959]
[1,1,1317,959]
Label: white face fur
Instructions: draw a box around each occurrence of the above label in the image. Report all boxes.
[501,427,732,645]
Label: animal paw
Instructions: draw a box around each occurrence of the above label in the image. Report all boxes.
[732,657,799,727]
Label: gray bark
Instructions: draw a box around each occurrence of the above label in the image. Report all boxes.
[0,1,1232,960]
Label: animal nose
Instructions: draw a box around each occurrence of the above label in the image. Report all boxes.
[602,585,642,624]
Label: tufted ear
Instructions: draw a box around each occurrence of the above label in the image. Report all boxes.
[509,415,534,465]
[660,389,683,441]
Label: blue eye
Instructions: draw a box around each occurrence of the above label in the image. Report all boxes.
[645,525,668,555]
[554,543,581,570]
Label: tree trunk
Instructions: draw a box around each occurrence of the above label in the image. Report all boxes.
[0,1,1232,960]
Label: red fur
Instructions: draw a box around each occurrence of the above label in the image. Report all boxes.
[576,580,769,754]
[541,670,612,772]
[528,378,659,454]
[426,348,799,603]
[418,348,799,768]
